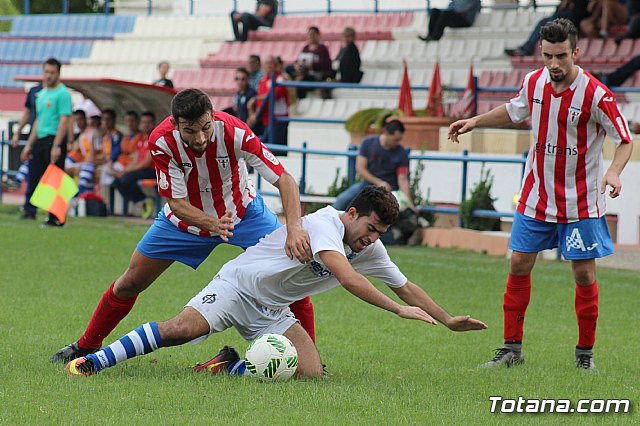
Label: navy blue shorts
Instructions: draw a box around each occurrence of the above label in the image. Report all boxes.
[137,194,282,269]
[509,212,614,260]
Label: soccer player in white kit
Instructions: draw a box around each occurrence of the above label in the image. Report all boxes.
[66,186,487,378]
[448,18,633,370]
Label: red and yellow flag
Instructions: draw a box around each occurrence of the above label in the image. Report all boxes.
[30,165,78,223]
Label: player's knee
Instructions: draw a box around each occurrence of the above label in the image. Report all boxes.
[574,269,595,286]
[509,253,534,276]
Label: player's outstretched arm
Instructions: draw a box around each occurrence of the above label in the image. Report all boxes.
[168,198,234,241]
[448,104,511,143]
[319,251,437,324]
[391,281,487,332]
[273,170,312,263]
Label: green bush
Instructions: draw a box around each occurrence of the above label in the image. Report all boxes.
[459,166,500,231]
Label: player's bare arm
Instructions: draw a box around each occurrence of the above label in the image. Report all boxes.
[51,114,69,164]
[21,118,39,162]
[448,104,512,143]
[391,281,488,332]
[319,250,437,324]
[272,170,312,263]
[167,197,234,241]
[602,141,633,198]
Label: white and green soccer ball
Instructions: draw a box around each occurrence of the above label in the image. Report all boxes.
[245,333,298,381]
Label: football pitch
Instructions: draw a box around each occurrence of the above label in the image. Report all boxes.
[1,207,638,425]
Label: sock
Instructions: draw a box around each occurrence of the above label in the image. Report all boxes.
[78,282,138,350]
[77,162,95,195]
[289,296,315,343]
[575,280,598,349]
[87,322,163,372]
[226,359,252,376]
[503,273,531,343]
[15,161,29,183]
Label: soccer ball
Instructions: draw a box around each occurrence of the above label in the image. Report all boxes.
[245,333,298,381]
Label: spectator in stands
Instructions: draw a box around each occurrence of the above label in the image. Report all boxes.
[247,54,264,91]
[20,57,72,226]
[230,0,278,42]
[332,120,417,213]
[285,26,333,99]
[602,56,637,83]
[249,56,289,155]
[614,1,640,43]
[580,0,629,39]
[505,0,590,57]
[101,110,141,188]
[153,61,174,89]
[334,26,363,84]
[112,111,157,218]
[224,67,257,122]
[1,79,43,191]
[418,0,482,42]
[95,109,123,171]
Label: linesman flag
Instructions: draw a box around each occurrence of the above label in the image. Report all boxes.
[30,165,78,224]
[397,59,414,116]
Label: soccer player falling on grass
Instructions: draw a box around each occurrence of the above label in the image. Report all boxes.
[66,186,487,378]
[448,18,633,370]
[51,88,317,363]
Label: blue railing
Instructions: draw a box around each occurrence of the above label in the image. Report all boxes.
[18,0,556,16]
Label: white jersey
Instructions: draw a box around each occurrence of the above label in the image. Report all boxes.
[217,206,408,309]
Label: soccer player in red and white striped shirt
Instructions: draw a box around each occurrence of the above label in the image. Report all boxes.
[51,89,316,363]
[448,19,633,370]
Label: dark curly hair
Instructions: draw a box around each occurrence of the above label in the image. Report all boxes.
[540,18,578,51]
[171,88,213,125]
[346,186,399,226]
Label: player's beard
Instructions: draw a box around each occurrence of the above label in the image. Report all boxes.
[549,69,565,82]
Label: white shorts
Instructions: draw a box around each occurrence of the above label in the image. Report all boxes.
[186,276,298,342]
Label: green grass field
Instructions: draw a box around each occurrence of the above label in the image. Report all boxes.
[0,206,638,425]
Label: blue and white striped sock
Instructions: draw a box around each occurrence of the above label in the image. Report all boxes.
[77,163,95,195]
[86,322,163,372]
[227,359,251,376]
[15,161,29,183]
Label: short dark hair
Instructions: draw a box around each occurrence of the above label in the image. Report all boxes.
[236,67,249,76]
[141,111,156,124]
[171,89,213,124]
[347,186,399,226]
[249,54,261,63]
[308,26,320,34]
[540,18,578,51]
[102,108,117,120]
[383,119,405,134]
[125,110,139,120]
[73,109,86,117]
[44,57,62,71]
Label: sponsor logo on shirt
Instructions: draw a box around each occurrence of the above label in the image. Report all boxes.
[262,147,280,165]
[535,143,577,156]
[158,170,169,190]
[151,150,164,156]
[530,97,543,105]
[602,96,614,102]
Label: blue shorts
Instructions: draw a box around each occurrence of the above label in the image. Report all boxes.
[137,194,282,269]
[509,212,614,260]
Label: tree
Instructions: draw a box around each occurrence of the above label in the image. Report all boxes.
[10,0,101,14]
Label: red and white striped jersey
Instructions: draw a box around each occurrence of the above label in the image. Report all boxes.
[149,111,284,236]
[506,66,632,223]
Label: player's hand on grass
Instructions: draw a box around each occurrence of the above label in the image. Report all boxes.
[397,305,438,325]
[285,223,312,263]
[601,169,622,198]
[447,119,475,143]
[445,315,488,332]
[212,211,235,242]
